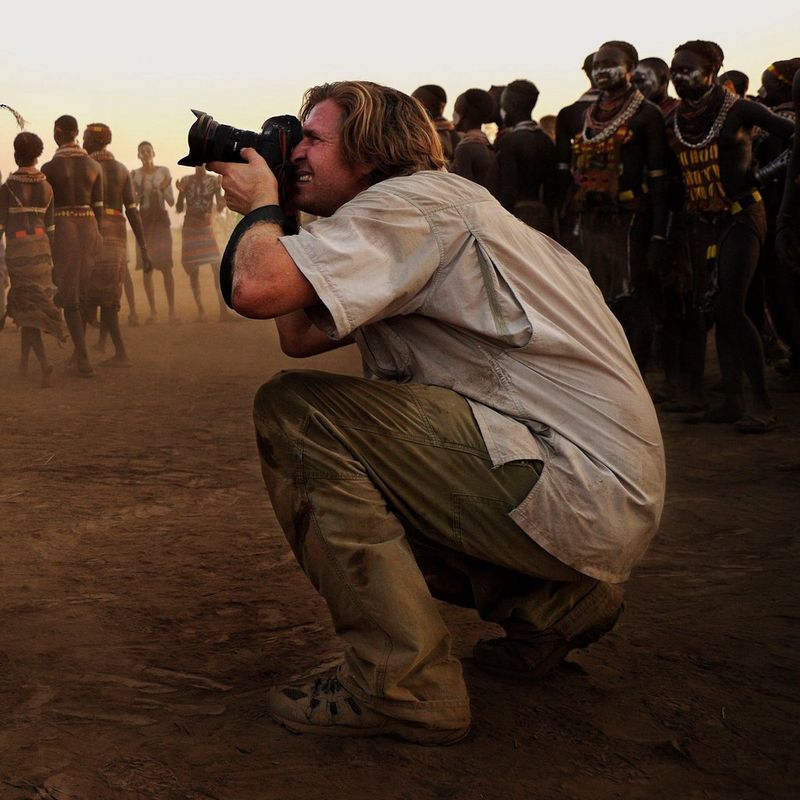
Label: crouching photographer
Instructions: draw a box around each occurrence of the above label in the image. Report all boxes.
[201,81,665,746]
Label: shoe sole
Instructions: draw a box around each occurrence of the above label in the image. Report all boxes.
[269,714,471,746]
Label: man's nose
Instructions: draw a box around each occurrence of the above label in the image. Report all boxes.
[290,140,308,163]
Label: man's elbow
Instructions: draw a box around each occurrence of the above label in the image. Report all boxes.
[231,285,274,319]
[231,281,273,319]
[278,335,315,358]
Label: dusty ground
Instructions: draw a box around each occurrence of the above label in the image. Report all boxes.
[1,260,798,800]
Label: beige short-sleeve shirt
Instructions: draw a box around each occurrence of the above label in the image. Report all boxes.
[280,171,665,583]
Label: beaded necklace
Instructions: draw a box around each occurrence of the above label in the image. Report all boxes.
[582,89,645,143]
[674,90,737,149]
[89,150,116,162]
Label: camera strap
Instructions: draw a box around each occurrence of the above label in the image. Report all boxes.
[218,205,298,308]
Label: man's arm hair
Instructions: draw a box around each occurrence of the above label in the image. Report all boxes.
[230,221,319,319]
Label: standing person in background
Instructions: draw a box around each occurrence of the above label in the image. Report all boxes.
[412,85,461,169]
[718,70,750,98]
[84,123,152,366]
[633,57,679,117]
[131,141,178,323]
[175,165,232,321]
[632,56,689,405]
[555,52,599,258]
[668,40,794,432]
[753,58,800,390]
[560,41,668,377]
[494,79,557,237]
[775,69,800,277]
[450,88,498,195]
[41,114,103,377]
[0,132,67,386]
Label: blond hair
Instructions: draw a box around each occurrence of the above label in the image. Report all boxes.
[298,81,446,184]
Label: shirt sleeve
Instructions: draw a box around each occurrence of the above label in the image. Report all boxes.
[279,185,443,338]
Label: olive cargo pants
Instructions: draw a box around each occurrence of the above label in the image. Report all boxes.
[253,370,621,726]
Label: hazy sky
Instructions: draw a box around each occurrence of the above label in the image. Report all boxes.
[1,1,798,183]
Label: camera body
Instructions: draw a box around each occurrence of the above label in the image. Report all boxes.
[178,109,303,209]
[178,109,302,171]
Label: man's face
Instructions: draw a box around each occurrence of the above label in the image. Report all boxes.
[670,51,714,100]
[592,46,632,92]
[632,65,659,100]
[290,99,374,217]
[138,144,155,165]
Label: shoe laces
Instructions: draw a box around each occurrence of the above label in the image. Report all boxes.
[307,670,361,718]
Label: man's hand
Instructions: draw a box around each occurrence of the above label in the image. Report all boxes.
[207,148,280,215]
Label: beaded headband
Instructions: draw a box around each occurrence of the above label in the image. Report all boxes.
[767,64,794,86]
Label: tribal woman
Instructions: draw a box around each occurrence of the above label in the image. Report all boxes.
[669,41,795,432]
[561,40,668,376]
[175,165,230,321]
[0,133,67,387]
[131,141,178,323]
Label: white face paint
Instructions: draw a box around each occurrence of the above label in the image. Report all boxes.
[674,68,705,88]
[672,67,710,99]
[632,65,658,99]
[670,50,715,100]
[592,65,627,90]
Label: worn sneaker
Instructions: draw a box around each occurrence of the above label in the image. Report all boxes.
[473,604,623,680]
[267,667,470,745]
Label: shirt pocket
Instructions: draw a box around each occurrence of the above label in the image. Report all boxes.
[474,238,533,349]
[355,322,414,382]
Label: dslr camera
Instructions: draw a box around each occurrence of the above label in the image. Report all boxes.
[178,109,302,203]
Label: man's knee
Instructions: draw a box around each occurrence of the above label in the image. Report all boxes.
[253,370,323,430]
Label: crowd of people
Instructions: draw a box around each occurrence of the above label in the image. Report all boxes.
[1,40,798,434]
[0,116,232,384]
[414,44,799,434]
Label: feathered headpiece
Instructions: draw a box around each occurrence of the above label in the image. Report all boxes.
[1,103,26,128]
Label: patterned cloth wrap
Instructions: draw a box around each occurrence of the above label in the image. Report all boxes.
[88,212,127,307]
[6,233,67,339]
